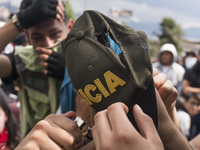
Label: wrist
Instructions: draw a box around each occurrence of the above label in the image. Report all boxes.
[12,14,24,32]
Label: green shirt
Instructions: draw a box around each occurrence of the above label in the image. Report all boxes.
[14,42,63,136]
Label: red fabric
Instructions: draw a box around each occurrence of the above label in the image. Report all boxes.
[0,127,9,150]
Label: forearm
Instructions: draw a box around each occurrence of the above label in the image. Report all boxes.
[158,119,191,150]
[0,20,20,53]
[182,80,200,94]
[189,134,200,150]
[167,106,184,135]
[183,86,200,94]
[156,90,190,150]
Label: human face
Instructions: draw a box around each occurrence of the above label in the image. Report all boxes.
[197,52,200,62]
[160,51,173,66]
[185,97,200,117]
[27,18,68,49]
[0,107,7,134]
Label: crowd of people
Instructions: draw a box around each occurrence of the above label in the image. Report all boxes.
[152,42,200,141]
[0,0,200,149]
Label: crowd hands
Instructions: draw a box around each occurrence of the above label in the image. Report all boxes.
[15,68,193,150]
[153,42,200,141]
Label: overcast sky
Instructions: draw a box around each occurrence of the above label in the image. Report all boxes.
[68,0,200,30]
[1,0,200,30]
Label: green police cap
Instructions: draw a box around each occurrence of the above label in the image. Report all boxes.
[64,10,157,129]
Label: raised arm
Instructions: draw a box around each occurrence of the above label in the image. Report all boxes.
[0,19,21,78]
[0,20,20,53]
[153,68,182,132]
[0,0,65,78]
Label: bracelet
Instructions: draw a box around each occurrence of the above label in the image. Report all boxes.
[83,127,93,145]
[189,143,194,150]
[12,14,24,32]
[13,21,23,32]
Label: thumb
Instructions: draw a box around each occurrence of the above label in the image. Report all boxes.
[59,111,76,119]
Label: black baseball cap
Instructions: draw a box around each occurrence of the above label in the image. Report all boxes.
[64,10,158,129]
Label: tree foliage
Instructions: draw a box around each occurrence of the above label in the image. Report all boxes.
[157,17,184,53]
[65,0,76,21]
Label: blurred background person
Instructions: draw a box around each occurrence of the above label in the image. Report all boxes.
[153,43,185,96]
[0,96,22,150]
[182,49,200,98]
[176,93,200,139]
[182,50,197,71]
[187,93,200,140]
[0,0,73,137]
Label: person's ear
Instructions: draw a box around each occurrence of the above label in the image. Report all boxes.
[67,18,74,33]
[24,30,31,45]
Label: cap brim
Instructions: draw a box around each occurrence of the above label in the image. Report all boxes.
[127,78,158,131]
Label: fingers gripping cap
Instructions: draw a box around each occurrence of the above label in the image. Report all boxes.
[64,10,158,129]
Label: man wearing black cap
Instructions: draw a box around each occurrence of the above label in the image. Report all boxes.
[0,0,74,136]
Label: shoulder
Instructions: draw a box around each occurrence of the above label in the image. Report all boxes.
[187,65,196,73]
[177,110,190,118]
[152,61,160,68]
[173,63,185,73]
[177,112,191,126]
[3,51,15,60]
[177,110,190,119]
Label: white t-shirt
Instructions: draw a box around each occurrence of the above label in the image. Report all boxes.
[177,110,191,138]
[161,66,171,74]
